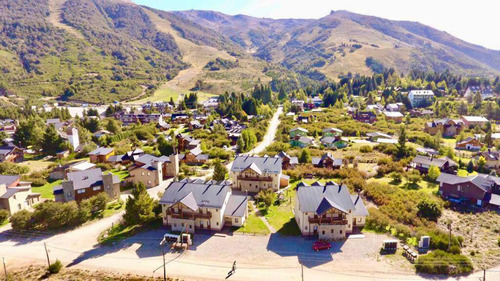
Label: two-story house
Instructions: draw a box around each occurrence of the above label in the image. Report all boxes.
[160,180,248,233]
[53,168,121,202]
[0,175,40,214]
[294,182,368,240]
[230,156,285,192]
[128,154,179,188]
[460,116,489,128]
[424,119,464,137]
[277,151,298,170]
[436,173,499,207]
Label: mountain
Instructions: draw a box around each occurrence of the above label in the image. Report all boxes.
[1,1,499,103]
[175,10,500,78]
[0,0,268,103]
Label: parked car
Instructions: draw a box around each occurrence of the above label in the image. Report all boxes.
[312,241,331,251]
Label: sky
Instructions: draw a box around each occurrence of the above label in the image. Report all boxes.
[134,0,500,51]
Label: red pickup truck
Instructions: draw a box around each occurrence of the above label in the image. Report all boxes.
[312,241,331,252]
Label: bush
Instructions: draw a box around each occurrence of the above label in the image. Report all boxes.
[0,209,9,223]
[359,145,373,153]
[48,259,63,274]
[10,209,33,230]
[417,199,442,221]
[415,250,473,275]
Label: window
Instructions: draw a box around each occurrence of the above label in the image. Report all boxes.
[93,186,101,191]
[13,195,16,200]
[358,218,362,222]
[147,172,151,176]
[174,223,176,227]
[331,229,334,233]
[181,223,184,227]
[77,189,85,194]
[141,172,144,176]
[235,218,239,223]
[322,231,325,235]
[189,225,192,229]
[148,180,151,184]
[457,185,462,191]
[216,222,219,226]
[305,225,308,230]
[215,209,218,212]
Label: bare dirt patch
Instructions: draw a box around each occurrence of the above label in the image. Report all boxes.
[438,209,500,269]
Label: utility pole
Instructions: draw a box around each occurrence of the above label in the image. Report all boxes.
[160,237,167,281]
[483,268,486,281]
[447,221,452,252]
[301,262,304,281]
[44,243,50,268]
[3,257,7,281]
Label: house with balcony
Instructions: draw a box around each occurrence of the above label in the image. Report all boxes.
[160,180,248,233]
[0,175,40,214]
[294,182,368,240]
[382,111,404,123]
[230,156,285,193]
[53,168,121,202]
[352,111,377,124]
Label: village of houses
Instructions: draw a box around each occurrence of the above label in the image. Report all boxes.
[2,85,500,279]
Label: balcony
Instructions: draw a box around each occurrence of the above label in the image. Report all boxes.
[237,176,273,182]
[308,217,348,225]
[166,210,212,220]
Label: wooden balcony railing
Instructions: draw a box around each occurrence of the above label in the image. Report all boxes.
[166,210,212,220]
[237,176,273,182]
[308,217,347,225]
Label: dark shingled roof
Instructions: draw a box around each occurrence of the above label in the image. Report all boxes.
[160,181,231,209]
[296,183,356,214]
[231,156,282,174]
[66,168,104,190]
[224,193,248,217]
[437,172,497,192]
[0,175,20,187]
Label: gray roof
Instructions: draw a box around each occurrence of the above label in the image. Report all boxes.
[88,147,114,156]
[160,181,231,209]
[0,188,25,199]
[436,172,495,192]
[320,137,340,144]
[107,155,124,162]
[231,156,282,174]
[490,194,500,207]
[296,183,357,214]
[66,168,104,190]
[311,153,342,166]
[224,193,248,217]
[0,175,20,187]
[411,155,457,168]
[351,195,369,216]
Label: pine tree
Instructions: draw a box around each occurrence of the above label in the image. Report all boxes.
[278,84,287,100]
[41,124,65,155]
[396,126,407,158]
[123,182,156,226]
[298,149,311,164]
[213,159,227,181]
[466,160,474,174]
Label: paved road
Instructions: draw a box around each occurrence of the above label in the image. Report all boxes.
[204,106,283,180]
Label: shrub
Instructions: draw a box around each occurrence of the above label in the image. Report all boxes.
[48,259,63,274]
[255,189,276,209]
[0,209,9,223]
[10,210,33,230]
[417,199,442,221]
[415,250,473,275]
[359,145,373,153]
[449,245,461,255]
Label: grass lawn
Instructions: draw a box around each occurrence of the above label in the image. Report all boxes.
[18,160,53,172]
[0,219,8,228]
[98,219,162,244]
[134,85,180,103]
[100,200,125,219]
[233,213,270,235]
[32,179,62,199]
[110,169,129,181]
[260,189,301,236]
